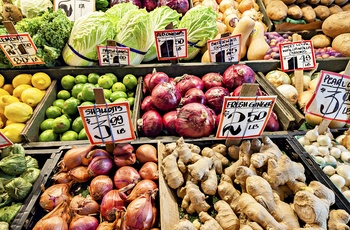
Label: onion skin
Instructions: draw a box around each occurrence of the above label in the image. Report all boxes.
[136,144,157,163]
[162,110,178,135]
[113,143,134,156]
[137,110,163,137]
[39,183,73,212]
[86,149,110,159]
[69,214,99,230]
[89,175,113,201]
[205,86,230,115]
[33,216,68,230]
[180,88,206,106]
[87,155,113,177]
[143,73,152,94]
[100,190,127,222]
[114,166,141,189]
[202,72,223,90]
[141,96,158,112]
[222,64,256,90]
[114,152,137,168]
[70,195,99,215]
[174,74,204,96]
[126,180,158,202]
[175,103,215,138]
[264,111,280,131]
[139,162,159,181]
[68,166,91,183]
[52,172,72,184]
[148,71,169,92]
[60,145,94,171]
[151,82,181,111]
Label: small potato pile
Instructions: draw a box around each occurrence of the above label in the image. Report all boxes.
[161,137,350,229]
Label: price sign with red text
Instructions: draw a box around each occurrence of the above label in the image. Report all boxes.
[305,70,350,122]
[279,40,316,71]
[154,29,188,60]
[208,34,241,63]
[54,0,95,21]
[0,33,44,66]
[78,102,135,145]
[216,96,277,139]
[97,45,130,66]
[0,133,12,148]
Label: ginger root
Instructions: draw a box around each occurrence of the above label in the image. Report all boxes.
[201,167,217,195]
[174,217,197,230]
[217,174,240,209]
[199,211,223,230]
[214,200,239,230]
[181,180,210,214]
[162,151,184,189]
[250,136,282,168]
[235,166,256,192]
[328,209,350,230]
[224,140,252,178]
[187,156,213,181]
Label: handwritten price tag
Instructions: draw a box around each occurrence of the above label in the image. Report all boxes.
[216,96,277,139]
[154,29,188,60]
[54,0,95,21]
[78,102,135,145]
[279,40,316,71]
[0,33,44,66]
[0,133,12,148]
[208,34,241,63]
[97,45,130,66]
[305,70,350,122]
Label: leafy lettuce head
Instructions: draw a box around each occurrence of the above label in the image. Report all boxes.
[19,0,53,18]
[62,11,116,66]
[105,2,139,27]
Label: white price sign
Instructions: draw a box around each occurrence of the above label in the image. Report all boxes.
[279,40,316,71]
[97,45,130,66]
[78,102,135,145]
[0,133,12,148]
[216,96,277,139]
[208,34,241,63]
[305,70,350,122]
[54,0,95,21]
[154,29,188,60]
[0,33,44,66]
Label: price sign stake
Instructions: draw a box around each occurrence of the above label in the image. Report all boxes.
[78,88,135,152]
[0,133,13,148]
[54,0,95,21]
[207,33,241,63]
[97,40,130,66]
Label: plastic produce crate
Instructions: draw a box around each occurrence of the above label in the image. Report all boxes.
[8,148,61,230]
[158,136,350,229]
[21,143,161,229]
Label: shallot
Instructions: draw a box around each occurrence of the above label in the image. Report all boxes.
[100,190,127,221]
[114,166,141,189]
[136,144,157,163]
[87,155,113,176]
[68,166,91,183]
[52,172,72,184]
[114,152,137,167]
[113,143,134,156]
[69,214,99,230]
[139,162,159,180]
[33,201,71,230]
[70,195,99,215]
[89,175,114,201]
[126,179,158,202]
[39,183,73,212]
[59,145,94,171]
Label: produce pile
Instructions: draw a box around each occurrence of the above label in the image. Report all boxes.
[38,72,138,142]
[0,144,42,228]
[138,64,280,138]
[161,136,350,229]
[33,143,160,229]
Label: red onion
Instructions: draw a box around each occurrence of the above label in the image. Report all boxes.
[124,192,155,229]
[114,166,141,189]
[100,190,126,222]
[87,155,113,176]
[144,0,157,11]
[113,143,134,156]
[69,214,99,230]
[231,85,264,96]
[143,72,152,94]
[135,144,157,163]
[222,64,256,90]
[205,86,230,115]
[180,88,206,106]
[148,70,169,92]
[70,195,99,215]
[141,95,158,112]
[162,110,178,135]
[139,162,159,181]
[174,74,204,96]
[215,113,222,128]
[151,82,181,111]
[157,0,189,15]
[114,152,137,167]
[126,179,158,202]
[89,175,113,201]
[39,183,73,212]
[68,166,91,183]
[265,111,280,131]
[202,72,223,90]
[137,110,163,137]
[175,103,215,138]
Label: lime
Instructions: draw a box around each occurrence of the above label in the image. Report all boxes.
[71,83,85,98]
[75,74,88,84]
[52,115,71,133]
[72,117,84,133]
[57,90,71,100]
[81,83,96,102]
[53,99,65,109]
[103,89,112,100]
[78,128,88,140]
[123,74,138,90]
[111,82,126,92]
[113,98,128,103]
[98,75,114,89]
[63,98,79,115]
[80,101,94,106]
[40,118,55,131]
[60,130,79,141]
[39,129,58,142]
[88,73,100,84]
[110,91,128,101]
[127,97,135,107]
[105,73,118,83]
[61,75,76,90]
[45,106,62,119]
[127,91,135,97]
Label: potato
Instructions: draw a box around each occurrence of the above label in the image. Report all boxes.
[314,5,331,19]
[322,11,350,37]
[342,3,350,10]
[332,33,350,56]
[335,0,348,5]
[266,0,288,20]
[282,0,296,4]
[288,4,303,19]
[306,0,320,4]
[311,34,332,48]
[329,4,343,14]
[296,0,306,3]
[300,3,316,22]
[320,0,334,5]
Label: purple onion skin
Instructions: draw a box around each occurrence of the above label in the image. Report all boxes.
[138,110,163,137]
[143,0,157,11]
[205,86,230,115]
[163,110,178,135]
[151,82,181,111]
[180,88,206,106]
[141,95,158,112]
[222,64,256,90]
[157,0,189,14]
[87,156,113,177]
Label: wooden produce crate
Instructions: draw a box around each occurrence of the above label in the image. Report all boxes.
[158,136,350,229]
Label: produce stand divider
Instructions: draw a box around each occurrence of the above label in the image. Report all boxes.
[158,136,350,229]
[10,148,62,230]
[288,130,350,214]
[256,0,274,32]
